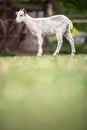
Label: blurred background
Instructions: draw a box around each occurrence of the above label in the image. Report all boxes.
[0,1,87,130]
[0,0,87,56]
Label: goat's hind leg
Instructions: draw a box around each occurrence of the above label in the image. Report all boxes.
[64,30,76,55]
[53,34,63,56]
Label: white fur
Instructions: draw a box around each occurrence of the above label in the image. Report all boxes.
[15,9,76,56]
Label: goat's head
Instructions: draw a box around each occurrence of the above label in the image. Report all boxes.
[15,8,27,23]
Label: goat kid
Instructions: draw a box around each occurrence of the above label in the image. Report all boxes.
[15,8,76,56]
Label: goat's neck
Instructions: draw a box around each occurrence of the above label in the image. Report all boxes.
[24,14,33,29]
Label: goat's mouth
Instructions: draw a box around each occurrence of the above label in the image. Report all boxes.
[15,19,20,23]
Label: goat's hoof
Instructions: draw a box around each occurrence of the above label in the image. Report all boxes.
[53,53,57,56]
[37,53,42,56]
[71,53,75,56]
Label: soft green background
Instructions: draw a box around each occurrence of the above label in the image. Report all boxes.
[0,55,87,130]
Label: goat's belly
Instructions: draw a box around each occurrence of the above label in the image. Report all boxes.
[42,30,55,36]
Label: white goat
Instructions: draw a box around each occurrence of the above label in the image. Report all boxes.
[15,8,76,56]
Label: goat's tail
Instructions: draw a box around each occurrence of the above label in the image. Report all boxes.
[68,20,73,30]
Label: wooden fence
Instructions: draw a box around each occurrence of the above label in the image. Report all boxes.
[72,19,87,23]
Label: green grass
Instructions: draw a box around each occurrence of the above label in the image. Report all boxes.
[0,55,87,130]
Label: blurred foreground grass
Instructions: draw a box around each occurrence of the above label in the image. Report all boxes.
[0,55,87,130]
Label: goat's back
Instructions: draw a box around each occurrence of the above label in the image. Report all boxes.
[36,15,73,29]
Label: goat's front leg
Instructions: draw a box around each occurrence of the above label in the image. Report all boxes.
[37,35,43,56]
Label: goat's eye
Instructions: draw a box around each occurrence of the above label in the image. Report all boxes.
[20,14,23,16]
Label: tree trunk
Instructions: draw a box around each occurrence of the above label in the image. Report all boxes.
[49,0,63,14]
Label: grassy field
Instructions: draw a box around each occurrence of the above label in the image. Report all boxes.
[0,55,87,130]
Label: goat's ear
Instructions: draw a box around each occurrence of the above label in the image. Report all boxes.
[22,8,27,15]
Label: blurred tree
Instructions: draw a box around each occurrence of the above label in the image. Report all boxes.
[10,0,63,14]
[48,0,63,14]
[59,0,87,15]
[10,0,87,14]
